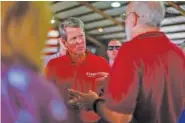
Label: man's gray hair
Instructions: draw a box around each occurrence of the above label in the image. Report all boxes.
[58,17,85,40]
[129,1,165,27]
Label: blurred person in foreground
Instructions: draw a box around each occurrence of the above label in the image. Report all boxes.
[45,17,110,123]
[1,2,68,123]
[68,1,185,123]
[107,40,122,67]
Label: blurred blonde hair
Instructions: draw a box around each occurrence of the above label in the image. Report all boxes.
[1,1,52,71]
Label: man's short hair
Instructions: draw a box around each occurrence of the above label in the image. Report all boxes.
[129,1,165,27]
[58,17,85,40]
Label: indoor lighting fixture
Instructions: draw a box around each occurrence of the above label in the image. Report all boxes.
[98,28,104,32]
[50,19,55,24]
[111,2,121,8]
[50,16,56,24]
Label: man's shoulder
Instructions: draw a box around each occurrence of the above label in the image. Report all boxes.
[119,41,134,53]
[47,55,67,66]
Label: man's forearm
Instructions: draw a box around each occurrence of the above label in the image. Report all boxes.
[96,102,132,123]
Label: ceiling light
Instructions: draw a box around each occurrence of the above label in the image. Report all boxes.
[111,2,121,8]
[98,28,104,32]
[50,19,55,24]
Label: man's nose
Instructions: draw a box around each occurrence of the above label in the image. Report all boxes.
[113,48,118,52]
[76,38,83,44]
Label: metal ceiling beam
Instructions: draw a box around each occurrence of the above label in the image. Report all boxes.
[170,37,185,40]
[161,22,185,27]
[78,1,124,27]
[89,28,185,37]
[166,30,185,35]
[167,1,185,16]
[84,12,181,26]
[85,15,183,32]
[85,24,118,31]
[55,4,82,14]
[86,35,106,48]
[84,15,119,24]
[50,1,61,5]
[57,2,128,22]
[89,30,185,38]
[84,12,181,25]
[165,1,185,7]
[77,2,128,18]
[56,2,181,22]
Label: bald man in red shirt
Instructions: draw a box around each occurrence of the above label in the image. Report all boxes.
[45,17,110,123]
[68,2,185,123]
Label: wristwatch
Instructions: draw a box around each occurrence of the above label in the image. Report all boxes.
[93,98,106,113]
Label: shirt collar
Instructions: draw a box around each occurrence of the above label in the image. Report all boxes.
[62,50,92,65]
[133,31,165,41]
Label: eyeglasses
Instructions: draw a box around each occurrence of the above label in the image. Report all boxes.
[108,46,121,51]
[120,12,140,21]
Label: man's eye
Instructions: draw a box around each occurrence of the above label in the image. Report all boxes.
[72,37,77,40]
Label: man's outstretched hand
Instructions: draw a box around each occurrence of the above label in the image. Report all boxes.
[68,89,99,110]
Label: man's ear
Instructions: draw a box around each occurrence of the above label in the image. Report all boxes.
[106,50,109,56]
[130,13,138,27]
[132,13,138,27]
[59,38,67,48]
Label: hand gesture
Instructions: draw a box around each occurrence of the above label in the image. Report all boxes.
[68,89,99,110]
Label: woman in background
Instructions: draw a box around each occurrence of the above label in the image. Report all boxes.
[1,2,68,123]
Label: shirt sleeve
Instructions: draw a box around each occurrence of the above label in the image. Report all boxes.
[45,60,56,83]
[105,45,140,114]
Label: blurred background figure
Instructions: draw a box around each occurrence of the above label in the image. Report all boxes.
[1,1,68,123]
[106,40,122,67]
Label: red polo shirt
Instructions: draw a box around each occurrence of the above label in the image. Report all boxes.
[45,51,110,122]
[106,31,185,123]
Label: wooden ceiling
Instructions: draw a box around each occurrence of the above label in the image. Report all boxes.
[50,1,185,49]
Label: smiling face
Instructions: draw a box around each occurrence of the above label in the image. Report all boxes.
[62,27,86,55]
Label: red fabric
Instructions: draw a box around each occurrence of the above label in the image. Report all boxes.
[46,51,110,92]
[45,51,110,122]
[108,31,185,102]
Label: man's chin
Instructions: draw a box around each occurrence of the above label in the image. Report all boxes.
[76,50,86,55]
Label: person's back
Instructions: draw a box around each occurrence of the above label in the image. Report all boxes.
[128,32,185,123]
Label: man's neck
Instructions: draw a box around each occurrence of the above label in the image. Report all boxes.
[68,51,86,64]
[109,59,115,67]
[132,25,160,39]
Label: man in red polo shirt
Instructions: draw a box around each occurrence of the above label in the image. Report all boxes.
[45,17,110,123]
[68,2,185,123]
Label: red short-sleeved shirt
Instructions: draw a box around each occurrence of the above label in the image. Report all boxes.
[107,31,185,123]
[45,51,110,122]
[46,51,110,93]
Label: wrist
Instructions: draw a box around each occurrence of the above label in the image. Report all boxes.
[93,98,106,113]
